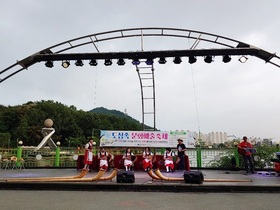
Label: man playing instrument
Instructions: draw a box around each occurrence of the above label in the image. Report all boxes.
[238,136,255,175]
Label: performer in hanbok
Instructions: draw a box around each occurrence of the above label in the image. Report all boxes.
[83,138,94,171]
[122,147,137,171]
[142,147,153,171]
[164,148,175,172]
[98,147,111,171]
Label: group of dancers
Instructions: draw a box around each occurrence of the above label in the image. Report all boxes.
[83,136,256,175]
[83,138,187,172]
[141,147,176,172]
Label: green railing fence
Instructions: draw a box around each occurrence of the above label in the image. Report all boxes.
[0,145,278,170]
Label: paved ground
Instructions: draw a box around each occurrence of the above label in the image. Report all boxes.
[0,168,279,192]
[1,190,280,210]
[1,168,280,210]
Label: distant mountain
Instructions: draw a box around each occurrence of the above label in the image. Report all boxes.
[89,107,140,123]
[89,107,155,131]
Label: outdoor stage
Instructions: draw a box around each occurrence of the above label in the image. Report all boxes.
[0,168,279,192]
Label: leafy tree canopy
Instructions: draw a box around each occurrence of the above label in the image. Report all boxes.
[0,100,145,147]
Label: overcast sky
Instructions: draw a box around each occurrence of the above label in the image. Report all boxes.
[1,0,280,140]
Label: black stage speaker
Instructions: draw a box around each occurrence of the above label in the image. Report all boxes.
[184,171,204,184]
[117,170,135,183]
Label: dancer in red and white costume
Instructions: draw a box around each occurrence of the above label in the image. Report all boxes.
[98,147,111,171]
[142,147,153,171]
[164,148,175,172]
[122,147,137,171]
[83,138,94,171]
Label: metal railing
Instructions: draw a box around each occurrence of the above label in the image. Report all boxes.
[0,146,278,170]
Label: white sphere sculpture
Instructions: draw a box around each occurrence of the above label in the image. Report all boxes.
[44,119,53,128]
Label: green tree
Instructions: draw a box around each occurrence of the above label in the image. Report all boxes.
[0,100,145,147]
[0,132,11,148]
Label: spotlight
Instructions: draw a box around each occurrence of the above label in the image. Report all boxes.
[158,57,167,64]
[204,55,213,63]
[222,55,231,63]
[145,59,154,65]
[89,59,98,66]
[132,58,140,65]
[45,61,53,68]
[238,55,248,63]
[117,58,125,66]
[104,59,112,66]
[62,60,70,68]
[173,56,182,64]
[188,56,197,64]
[75,59,84,67]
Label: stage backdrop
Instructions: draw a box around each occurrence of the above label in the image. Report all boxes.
[100,130,196,148]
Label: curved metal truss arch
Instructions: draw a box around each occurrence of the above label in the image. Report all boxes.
[1,27,280,83]
[1,27,280,131]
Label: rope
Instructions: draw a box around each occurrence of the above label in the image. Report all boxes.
[93,43,99,108]
[191,65,201,136]
[188,38,201,138]
[93,67,98,107]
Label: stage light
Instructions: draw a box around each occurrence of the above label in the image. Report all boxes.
[61,60,70,68]
[204,55,213,63]
[45,61,53,68]
[188,56,197,64]
[173,56,182,64]
[117,58,125,66]
[104,59,112,66]
[158,57,167,64]
[145,59,154,65]
[222,55,231,63]
[238,55,248,63]
[132,58,140,65]
[89,59,98,66]
[75,59,84,67]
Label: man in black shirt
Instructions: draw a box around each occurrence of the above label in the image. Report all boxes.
[176,139,186,170]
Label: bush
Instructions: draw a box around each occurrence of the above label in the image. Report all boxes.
[208,146,279,170]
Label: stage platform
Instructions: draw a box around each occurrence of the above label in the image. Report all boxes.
[0,168,279,192]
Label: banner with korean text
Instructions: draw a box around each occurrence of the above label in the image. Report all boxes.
[169,130,196,148]
[100,130,196,148]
